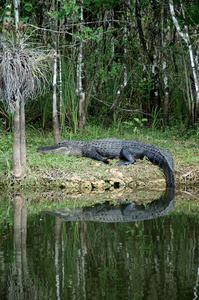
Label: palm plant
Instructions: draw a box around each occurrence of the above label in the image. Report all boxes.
[0,34,50,179]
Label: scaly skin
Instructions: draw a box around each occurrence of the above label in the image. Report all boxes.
[37,138,175,187]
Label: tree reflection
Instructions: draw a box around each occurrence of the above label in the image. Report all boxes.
[1,188,199,300]
[7,193,36,299]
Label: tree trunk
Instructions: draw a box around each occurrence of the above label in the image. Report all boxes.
[77,39,85,128]
[11,0,25,179]
[77,0,86,129]
[147,0,162,114]
[102,83,126,130]
[78,92,86,129]
[161,7,170,129]
[12,97,22,179]
[135,0,152,118]
[183,49,195,126]
[163,62,169,128]
[59,53,64,131]
[13,0,19,27]
[52,2,61,145]
[169,0,199,119]
[20,96,26,176]
[53,47,61,144]
[102,5,128,130]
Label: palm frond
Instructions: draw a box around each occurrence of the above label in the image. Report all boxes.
[0,37,51,113]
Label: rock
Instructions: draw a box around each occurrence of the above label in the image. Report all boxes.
[91,180,110,191]
[80,181,92,193]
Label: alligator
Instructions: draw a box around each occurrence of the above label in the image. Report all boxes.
[37,138,175,187]
[41,188,175,223]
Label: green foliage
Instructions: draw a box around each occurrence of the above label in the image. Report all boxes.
[61,59,78,132]
[24,2,33,13]
[50,0,80,20]
[176,0,199,27]
[20,1,42,22]
[123,118,148,134]
[134,118,148,127]
[0,196,13,233]
[150,107,163,130]
[84,0,121,10]
[0,150,11,174]
[1,0,198,132]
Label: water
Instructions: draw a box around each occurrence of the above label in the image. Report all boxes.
[0,189,199,300]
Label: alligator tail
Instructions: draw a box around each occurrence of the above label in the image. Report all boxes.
[144,150,175,188]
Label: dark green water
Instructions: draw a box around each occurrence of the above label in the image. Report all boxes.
[0,190,199,300]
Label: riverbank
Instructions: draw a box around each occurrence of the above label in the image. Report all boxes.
[0,145,198,193]
[0,125,199,193]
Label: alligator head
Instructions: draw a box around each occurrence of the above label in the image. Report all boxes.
[37,144,83,156]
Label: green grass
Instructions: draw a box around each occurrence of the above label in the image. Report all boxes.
[0,122,199,225]
[0,122,199,189]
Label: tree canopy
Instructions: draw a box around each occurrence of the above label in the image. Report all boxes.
[0,0,199,131]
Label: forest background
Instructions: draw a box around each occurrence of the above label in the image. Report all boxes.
[0,0,199,185]
[0,0,199,131]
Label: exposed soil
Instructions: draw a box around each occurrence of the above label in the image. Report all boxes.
[1,158,198,194]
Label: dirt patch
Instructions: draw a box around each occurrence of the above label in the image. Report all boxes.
[24,160,167,193]
[175,162,199,186]
[1,158,199,193]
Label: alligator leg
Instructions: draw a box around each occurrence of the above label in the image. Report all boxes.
[118,147,144,165]
[82,146,109,164]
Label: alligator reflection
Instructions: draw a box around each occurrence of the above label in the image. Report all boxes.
[41,188,175,222]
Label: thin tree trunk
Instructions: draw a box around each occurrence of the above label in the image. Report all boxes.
[12,0,23,179]
[53,48,61,144]
[77,40,85,128]
[20,96,26,175]
[135,0,152,118]
[77,0,86,129]
[13,0,19,27]
[183,49,195,125]
[150,47,160,107]
[102,6,127,130]
[135,0,152,61]
[11,0,26,179]
[12,97,22,178]
[52,0,60,144]
[162,7,170,129]
[150,0,161,110]
[169,0,199,117]
[59,53,64,130]
[163,59,169,128]
[102,83,126,130]
[79,92,86,129]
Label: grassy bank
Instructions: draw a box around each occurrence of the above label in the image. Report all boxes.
[0,123,199,191]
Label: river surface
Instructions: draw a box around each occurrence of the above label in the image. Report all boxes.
[0,188,199,300]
